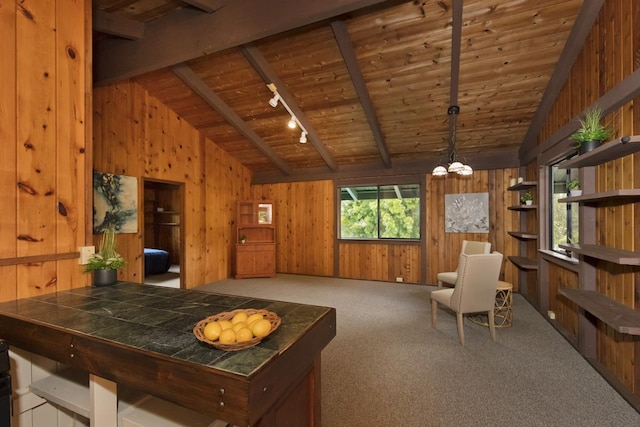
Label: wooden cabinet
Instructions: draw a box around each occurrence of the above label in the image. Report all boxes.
[235,201,276,279]
[556,135,640,334]
[507,181,538,271]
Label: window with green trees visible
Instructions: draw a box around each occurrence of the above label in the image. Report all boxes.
[550,162,579,254]
[339,184,420,240]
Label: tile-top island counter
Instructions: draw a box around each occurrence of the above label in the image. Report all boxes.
[0,282,336,426]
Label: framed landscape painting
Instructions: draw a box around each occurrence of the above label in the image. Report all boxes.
[93,171,138,233]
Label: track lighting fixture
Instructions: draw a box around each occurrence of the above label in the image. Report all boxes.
[432,105,473,177]
[266,83,309,143]
[268,94,280,108]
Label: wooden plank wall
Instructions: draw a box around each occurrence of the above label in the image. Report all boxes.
[93,81,252,288]
[548,263,578,338]
[254,168,519,286]
[0,0,90,302]
[535,0,639,399]
[426,169,520,288]
[251,181,334,277]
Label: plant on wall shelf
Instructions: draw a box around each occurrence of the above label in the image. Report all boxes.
[240,234,247,243]
[570,106,612,153]
[520,191,533,205]
[568,179,582,196]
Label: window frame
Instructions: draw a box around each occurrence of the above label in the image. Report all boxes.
[548,158,580,256]
[336,178,423,242]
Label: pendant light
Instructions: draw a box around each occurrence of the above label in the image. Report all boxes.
[432,105,472,177]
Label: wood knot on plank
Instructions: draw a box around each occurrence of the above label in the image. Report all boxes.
[57,201,68,216]
[36,276,58,290]
[17,235,43,243]
[17,182,37,195]
[18,4,34,20]
[66,46,77,59]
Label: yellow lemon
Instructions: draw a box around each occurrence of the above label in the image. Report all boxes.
[203,321,222,341]
[251,318,272,338]
[218,328,236,344]
[231,311,248,324]
[232,322,248,332]
[218,319,233,330]
[236,327,254,342]
[246,313,263,325]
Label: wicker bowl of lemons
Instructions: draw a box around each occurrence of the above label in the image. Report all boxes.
[193,308,281,351]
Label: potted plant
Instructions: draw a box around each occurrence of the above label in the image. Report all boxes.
[570,106,612,154]
[520,192,533,205]
[568,179,582,197]
[240,234,247,244]
[84,228,125,286]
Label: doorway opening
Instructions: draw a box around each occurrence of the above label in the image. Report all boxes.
[143,179,184,288]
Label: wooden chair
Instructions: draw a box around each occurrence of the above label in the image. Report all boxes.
[431,252,503,346]
[436,240,491,288]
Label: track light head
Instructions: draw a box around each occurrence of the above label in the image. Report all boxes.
[268,94,280,108]
[288,117,297,129]
[299,131,307,143]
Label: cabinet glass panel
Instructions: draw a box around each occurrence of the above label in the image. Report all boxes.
[258,204,273,224]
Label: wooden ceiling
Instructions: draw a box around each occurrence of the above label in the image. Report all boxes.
[93,0,592,183]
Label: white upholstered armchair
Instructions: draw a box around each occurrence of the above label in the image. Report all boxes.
[436,240,491,288]
[431,252,503,346]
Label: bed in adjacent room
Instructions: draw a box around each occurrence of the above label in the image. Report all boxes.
[144,248,170,276]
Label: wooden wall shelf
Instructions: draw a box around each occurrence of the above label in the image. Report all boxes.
[557,135,640,169]
[508,204,537,211]
[507,181,537,191]
[559,244,640,266]
[508,231,538,240]
[559,189,640,204]
[559,288,640,335]
[508,256,538,270]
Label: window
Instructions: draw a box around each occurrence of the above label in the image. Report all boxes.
[549,161,579,254]
[339,184,420,240]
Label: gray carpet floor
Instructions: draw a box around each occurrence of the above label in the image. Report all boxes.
[197,274,640,427]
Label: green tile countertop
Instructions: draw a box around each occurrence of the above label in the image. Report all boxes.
[0,282,333,377]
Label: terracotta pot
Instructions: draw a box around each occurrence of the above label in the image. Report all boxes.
[93,269,117,287]
[579,139,602,154]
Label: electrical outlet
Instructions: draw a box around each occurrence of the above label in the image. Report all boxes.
[547,310,556,320]
[395,277,403,282]
[79,246,95,265]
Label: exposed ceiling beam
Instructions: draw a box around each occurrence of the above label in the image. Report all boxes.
[331,20,391,168]
[94,0,398,85]
[252,148,520,184]
[171,63,293,176]
[93,10,144,40]
[518,0,605,162]
[241,44,339,172]
[449,0,462,107]
[181,0,225,13]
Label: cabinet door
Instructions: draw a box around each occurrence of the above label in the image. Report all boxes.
[255,245,276,277]
[236,245,256,278]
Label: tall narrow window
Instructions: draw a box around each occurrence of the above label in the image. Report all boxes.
[339,184,420,240]
[549,162,579,254]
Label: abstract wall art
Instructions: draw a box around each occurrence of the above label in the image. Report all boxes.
[444,192,489,233]
[93,171,138,233]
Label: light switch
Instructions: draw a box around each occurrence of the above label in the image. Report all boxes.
[79,246,95,265]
